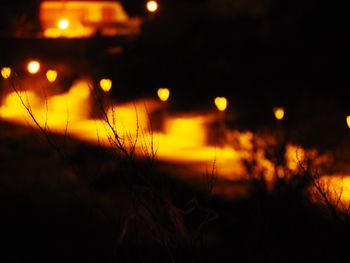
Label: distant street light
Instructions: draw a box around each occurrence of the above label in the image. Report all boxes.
[157,87,170,102]
[347,116,350,129]
[146,1,158,13]
[157,87,170,132]
[214,96,228,146]
[27,60,40,74]
[214,97,228,112]
[100,78,112,92]
[273,107,285,121]
[46,70,58,83]
[58,18,69,30]
[1,67,11,79]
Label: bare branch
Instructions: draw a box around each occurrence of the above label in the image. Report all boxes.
[9,78,62,156]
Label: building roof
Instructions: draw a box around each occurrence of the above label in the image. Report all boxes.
[42,0,119,1]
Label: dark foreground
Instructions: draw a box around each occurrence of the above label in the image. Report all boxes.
[1,121,350,263]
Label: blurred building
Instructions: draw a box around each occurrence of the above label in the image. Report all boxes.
[40,0,141,38]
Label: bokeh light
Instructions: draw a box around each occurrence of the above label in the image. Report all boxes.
[1,67,11,79]
[157,88,170,102]
[146,1,158,13]
[273,107,285,121]
[27,61,40,74]
[99,78,112,92]
[46,70,58,83]
[214,97,228,111]
[58,18,69,30]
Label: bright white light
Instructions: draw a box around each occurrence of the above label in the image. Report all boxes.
[27,61,40,74]
[58,19,69,30]
[146,1,158,13]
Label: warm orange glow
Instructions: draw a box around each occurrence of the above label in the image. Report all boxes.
[285,144,305,172]
[347,116,350,129]
[156,115,248,180]
[1,76,334,195]
[58,18,69,30]
[1,67,11,79]
[106,103,149,140]
[47,79,92,123]
[273,107,285,120]
[40,1,139,38]
[100,78,112,92]
[27,61,40,74]
[46,70,58,83]
[164,116,207,148]
[1,91,41,118]
[146,1,158,12]
[68,79,91,100]
[214,97,228,111]
[157,88,170,102]
[311,175,350,211]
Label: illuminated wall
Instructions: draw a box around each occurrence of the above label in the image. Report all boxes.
[40,0,140,38]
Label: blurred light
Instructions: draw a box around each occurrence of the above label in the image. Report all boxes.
[2,91,41,118]
[164,116,207,148]
[58,18,69,30]
[69,79,91,100]
[312,176,350,209]
[347,116,350,129]
[273,107,285,120]
[146,1,158,12]
[46,70,57,83]
[285,144,305,172]
[1,67,11,79]
[214,97,228,111]
[27,61,40,74]
[100,78,112,92]
[157,88,170,102]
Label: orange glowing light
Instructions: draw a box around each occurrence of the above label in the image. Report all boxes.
[40,1,135,38]
[347,116,350,129]
[164,116,207,148]
[214,97,228,111]
[157,88,170,102]
[69,79,91,100]
[146,1,158,12]
[58,18,69,30]
[1,67,11,79]
[285,144,305,172]
[1,91,42,119]
[46,70,58,82]
[27,61,40,74]
[273,107,285,120]
[311,175,350,210]
[100,78,112,92]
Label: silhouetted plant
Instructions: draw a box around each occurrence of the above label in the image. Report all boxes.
[7,75,217,262]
